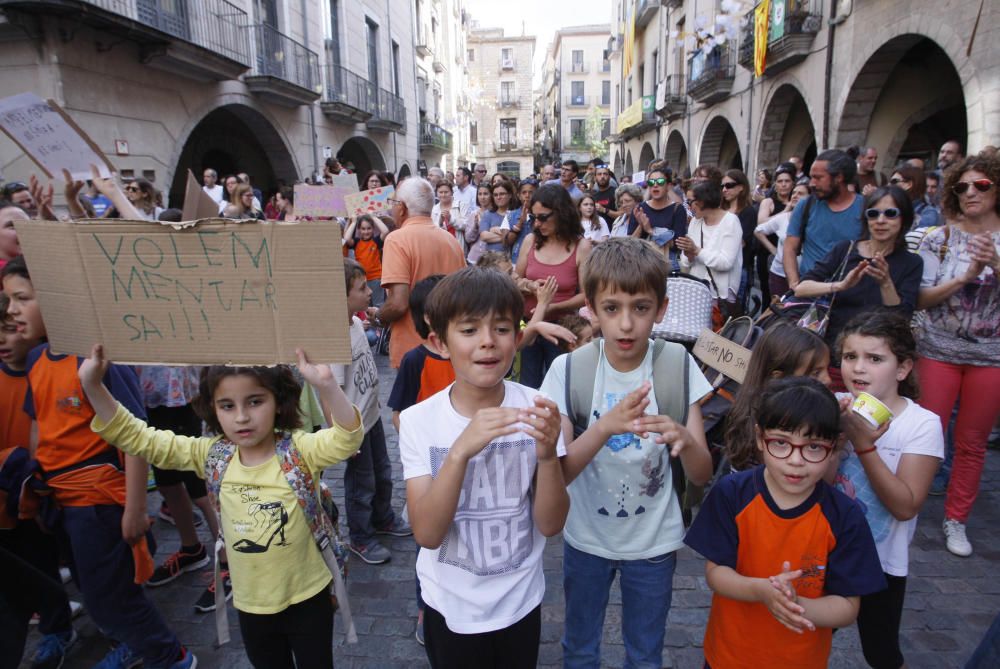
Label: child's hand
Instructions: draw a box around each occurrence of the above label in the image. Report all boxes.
[519,396,562,462]
[596,382,651,437]
[632,414,693,457]
[121,504,151,545]
[79,344,110,389]
[453,407,522,461]
[757,561,815,634]
[296,348,334,389]
[840,402,891,452]
[533,321,576,347]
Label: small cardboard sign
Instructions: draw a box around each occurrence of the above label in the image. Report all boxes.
[692,328,752,384]
[13,218,351,365]
[293,183,353,218]
[0,92,114,181]
[344,185,394,217]
[328,172,358,190]
[181,169,221,221]
[631,170,646,186]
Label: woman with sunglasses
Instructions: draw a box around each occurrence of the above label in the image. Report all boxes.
[722,169,758,310]
[123,177,162,221]
[913,153,1000,558]
[793,186,923,385]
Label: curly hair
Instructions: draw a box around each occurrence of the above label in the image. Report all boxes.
[835,311,919,400]
[940,153,1000,219]
[193,366,303,436]
[530,184,583,250]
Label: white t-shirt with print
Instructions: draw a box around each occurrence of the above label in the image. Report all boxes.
[834,398,944,576]
[539,340,712,560]
[399,380,566,633]
[331,317,380,432]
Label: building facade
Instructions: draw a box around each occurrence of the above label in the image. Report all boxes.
[467,27,535,180]
[542,24,613,166]
[0,0,421,205]
[607,0,999,181]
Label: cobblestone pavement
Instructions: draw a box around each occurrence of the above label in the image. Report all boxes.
[22,353,1000,668]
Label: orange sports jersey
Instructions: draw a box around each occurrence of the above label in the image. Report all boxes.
[387,344,455,412]
[684,466,885,669]
[354,238,382,280]
[0,365,32,449]
[24,345,147,506]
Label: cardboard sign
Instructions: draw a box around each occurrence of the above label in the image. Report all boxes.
[344,185,394,217]
[328,172,358,190]
[181,169,221,221]
[13,218,351,365]
[692,328,752,384]
[631,170,646,186]
[0,92,114,181]
[293,183,353,218]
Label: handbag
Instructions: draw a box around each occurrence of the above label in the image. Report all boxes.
[789,241,856,337]
[652,272,714,342]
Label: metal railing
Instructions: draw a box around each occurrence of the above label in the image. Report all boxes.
[570,62,588,73]
[324,63,376,114]
[740,0,824,64]
[688,43,735,89]
[372,87,406,126]
[498,94,521,107]
[665,73,686,98]
[247,24,320,91]
[420,121,453,152]
[566,95,591,107]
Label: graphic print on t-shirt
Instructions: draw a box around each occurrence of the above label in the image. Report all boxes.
[429,438,535,576]
[600,391,640,452]
[230,484,290,554]
[835,456,893,543]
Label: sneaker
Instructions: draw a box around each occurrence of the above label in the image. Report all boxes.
[348,540,391,565]
[31,629,77,669]
[414,611,425,646]
[30,601,83,626]
[59,567,71,584]
[376,517,413,537]
[147,546,210,587]
[194,570,232,613]
[165,647,197,669]
[157,502,204,528]
[92,643,142,669]
[943,518,973,557]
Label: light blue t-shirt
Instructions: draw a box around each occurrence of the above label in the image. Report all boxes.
[544,178,584,202]
[479,210,507,252]
[786,194,864,274]
[539,340,712,560]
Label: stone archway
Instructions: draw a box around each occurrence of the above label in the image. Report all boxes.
[699,116,743,170]
[624,151,634,177]
[757,83,817,172]
[613,149,623,177]
[638,142,656,172]
[836,34,968,166]
[397,163,412,180]
[170,102,297,206]
[338,137,387,187]
[664,130,688,175]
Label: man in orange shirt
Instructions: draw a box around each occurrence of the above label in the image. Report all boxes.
[373,178,465,368]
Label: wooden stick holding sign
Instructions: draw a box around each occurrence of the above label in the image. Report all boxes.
[692,328,752,384]
[0,92,115,181]
[344,185,395,217]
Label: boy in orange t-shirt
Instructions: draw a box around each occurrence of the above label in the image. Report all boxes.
[344,214,389,307]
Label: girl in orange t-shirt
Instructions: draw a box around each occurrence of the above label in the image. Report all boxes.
[344,214,389,307]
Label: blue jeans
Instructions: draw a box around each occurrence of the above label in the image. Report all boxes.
[562,543,677,669]
[344,419,395,545]
[519,336,562,389]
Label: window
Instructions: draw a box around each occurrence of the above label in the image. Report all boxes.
[571,49,584,72]
[652,49,658,85]
[500,118,517,148]
[601,80,610,105]
[570,119,586,146]
[501,47,513,68]
[470,121,478,144]
[497,160,520,180]
[638,64,644,98]
[327,0,340,66]
[366,18,379,88]
[392,41,401,95]
[601,51,610,72]
[601,119,611,139]
[467,48,474,62]
[500,81,515,105]
[571,81,584,105]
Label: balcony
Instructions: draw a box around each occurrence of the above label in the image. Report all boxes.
[607,32,623,55]
[367,87,406,132]
[321,62,375,123]
[433,56,446,73]
[416,29,433,57]
[741,0,824,76]
[499,57,515,71]
[566,95,591,108]
[245,24,320,106]
[497,95,522,109]
[419,121,453,153]
[495,142,527,154]
[0,0,250,82]
[569,62,588,74]
[687,44,735,105]
[738,13,755,70]
[635,0,660,29]
[655,74,687,121]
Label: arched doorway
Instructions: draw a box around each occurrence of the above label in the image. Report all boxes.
[699,116,743,170]
[170,104,297,206]
[397,163,412,180]
[757,84,817,173]
[338,137,387,187]
[638,142,655,173]
[624,151,634,177]
[664,130,688,175]
[613,150,623,178]
[837,36,966,167]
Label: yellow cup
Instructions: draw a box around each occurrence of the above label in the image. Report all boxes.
[852,392,893,428]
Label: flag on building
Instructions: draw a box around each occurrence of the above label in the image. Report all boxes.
[622,6,636,76]
[754,0,772,77]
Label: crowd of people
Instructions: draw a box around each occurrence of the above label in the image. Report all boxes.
[0,136,998,669]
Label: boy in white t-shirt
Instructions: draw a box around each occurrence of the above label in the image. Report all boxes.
[399,266,568,668]
[337,260,411,566]
[538,237,714,668]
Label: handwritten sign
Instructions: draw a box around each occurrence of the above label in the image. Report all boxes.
[344,185,395,217]
[328,172,358,190]
[0,92,114,181]
[692,328,752,384]
[14,219,351,365]
[631,170,646,186]
[293,183,353,218]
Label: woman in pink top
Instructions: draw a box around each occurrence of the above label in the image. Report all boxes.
[515,184,592,387]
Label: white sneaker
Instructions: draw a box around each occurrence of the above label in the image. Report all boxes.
[59,567,71,584]
[943,518,973,557]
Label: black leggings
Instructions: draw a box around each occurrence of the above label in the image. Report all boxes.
[237,586,334,669]
[423,604,540,669]
[857,573,906,669]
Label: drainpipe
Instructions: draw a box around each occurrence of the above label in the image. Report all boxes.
[386,0,398,174]
[301,0,319,180]
[745,77,753,171]
[822,0,838,149]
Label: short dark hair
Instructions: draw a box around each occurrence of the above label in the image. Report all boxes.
[0,254,28,282]
[193,366,303,435]
[754,376,840,442]
[693,164,723,185]
[583,237,668,306]
[530,184,583,250]
[457,167,472,180]
[278,186,294,204]
[157,208,183,223]
[815,149,857,185]
[343,258,366,295]
[0,294,10,323]
[858,186,912,252]
[690,179,723,209]
[409,274,445,340]
[561,160,579,175]
[425,266,524,343]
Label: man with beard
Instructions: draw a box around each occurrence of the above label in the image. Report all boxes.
[590,164,619,226]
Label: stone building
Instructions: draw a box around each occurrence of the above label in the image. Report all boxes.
[606,0,998,180]
[0,0,419,205]
[467,27,535,180]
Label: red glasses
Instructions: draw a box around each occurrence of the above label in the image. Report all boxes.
[952,179,994,195]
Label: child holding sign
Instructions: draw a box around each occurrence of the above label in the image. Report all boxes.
[344,214,389,307]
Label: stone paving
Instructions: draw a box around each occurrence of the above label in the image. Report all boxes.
[20,352,1000,668]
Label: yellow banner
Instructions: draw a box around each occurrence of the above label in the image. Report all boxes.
[616,98,642,133]
[754,0,772,77]
[623,8,635,76]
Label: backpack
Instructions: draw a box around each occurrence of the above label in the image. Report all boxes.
[204,433,357,645]
[564,339,690,509]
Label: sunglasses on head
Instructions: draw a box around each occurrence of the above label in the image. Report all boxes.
[124,185,141,193]
[889,177,907,185]
[865,207,901,220]
[533,211,554,222]
[647,177,668,186]
[952,178,994,195]
[721,182,739,189]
